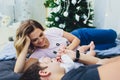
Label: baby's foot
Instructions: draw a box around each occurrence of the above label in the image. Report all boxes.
[87,41,96,56]
[90,41,95,50]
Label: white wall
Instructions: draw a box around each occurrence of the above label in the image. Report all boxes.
[32,0,46,26]
[15,0,46,26]
[0,0,15,23]
[94,0,120,34]
[0,0,46,48]
[0,0,46,26]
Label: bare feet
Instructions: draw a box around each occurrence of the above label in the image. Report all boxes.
[87,41,96,56]
[78,41,96,56]
[89,41,95,50]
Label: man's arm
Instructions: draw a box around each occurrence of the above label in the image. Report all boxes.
[78,53,100,65]
[64,49,100,65]
[65,49,120,65]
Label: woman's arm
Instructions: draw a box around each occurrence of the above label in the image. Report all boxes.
[63,31,80,50]
[14,36,30,73]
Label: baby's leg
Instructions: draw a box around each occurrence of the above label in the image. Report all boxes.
[87,50,96,56]
[78,45,90,53]
[78,41,94,53]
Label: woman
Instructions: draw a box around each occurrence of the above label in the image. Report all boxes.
[15,19,80,58]
[14,19,116,73]
[14,19,82,73]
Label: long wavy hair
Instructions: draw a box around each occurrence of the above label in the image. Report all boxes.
[14,19,45,57]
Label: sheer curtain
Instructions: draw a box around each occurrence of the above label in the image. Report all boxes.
[0,0,15,27]
[15,0,32,22]
[94,0,120,34]
[15,0,46,26]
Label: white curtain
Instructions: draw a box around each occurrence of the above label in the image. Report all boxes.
[94,0,120,34]
[15,0,33,22]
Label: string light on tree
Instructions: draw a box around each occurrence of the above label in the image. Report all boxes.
[71,0,77,5]
[63,11,68,17]
[55,17,59,21]
[44,0,95,32]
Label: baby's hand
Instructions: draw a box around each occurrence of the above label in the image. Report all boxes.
[57,45,67,55]
[56,45,67,62]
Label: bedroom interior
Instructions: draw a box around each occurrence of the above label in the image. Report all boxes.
[0,0,120,47]
[0,0,120,80]
[0,0,120,49]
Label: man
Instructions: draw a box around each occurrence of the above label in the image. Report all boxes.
[19,49,120,80]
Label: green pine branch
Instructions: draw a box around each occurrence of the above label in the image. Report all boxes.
[44,0,95,32]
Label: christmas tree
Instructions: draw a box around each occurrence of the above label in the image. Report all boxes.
[44,0,95,32]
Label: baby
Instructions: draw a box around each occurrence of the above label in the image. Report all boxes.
[39,41,96,73]
[39,52,83,73]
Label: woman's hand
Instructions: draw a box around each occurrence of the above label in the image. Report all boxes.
[25,36,31,46]
[57,45,66,55]
[14,36,31,73]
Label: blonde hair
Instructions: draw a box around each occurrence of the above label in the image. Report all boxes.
[14,19,45,57]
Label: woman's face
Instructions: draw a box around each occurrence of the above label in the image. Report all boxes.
[29,28,48,48]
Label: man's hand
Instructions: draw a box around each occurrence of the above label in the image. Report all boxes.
[64,49,76,60]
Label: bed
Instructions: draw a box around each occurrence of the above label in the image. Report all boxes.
[0,42,21,80]
[0,39,120,80]
[0,59,21,80]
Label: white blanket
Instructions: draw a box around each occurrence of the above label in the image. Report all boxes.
[0,41,16,61]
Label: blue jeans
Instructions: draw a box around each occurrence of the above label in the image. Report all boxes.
[71,28,117,50]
